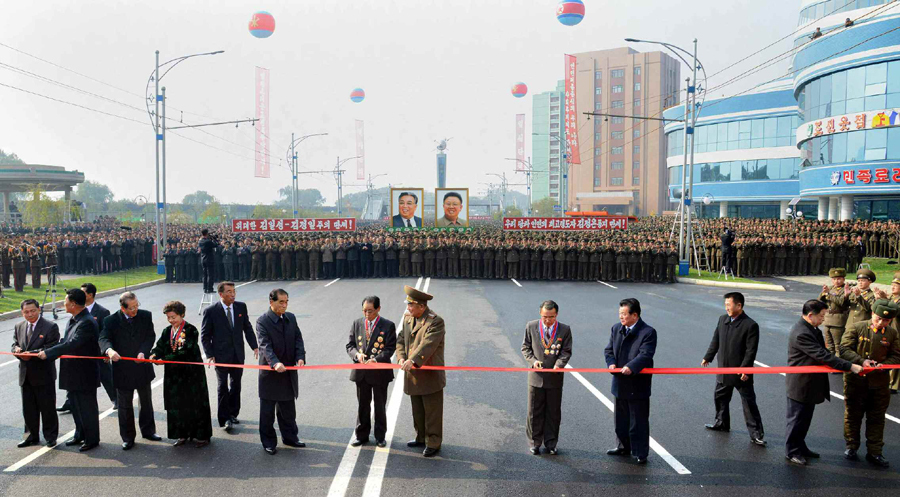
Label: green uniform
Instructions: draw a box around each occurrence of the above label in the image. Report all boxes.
[846,287,876,330]
[820,285,850,355]
[840,321,900,456]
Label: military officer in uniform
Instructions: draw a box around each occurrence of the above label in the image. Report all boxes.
[521,300,572,455]
[846,268,876,331]
[839,299,900,467]
[396,285,445,457]
[819,268,850,356]
[346,296,397,447]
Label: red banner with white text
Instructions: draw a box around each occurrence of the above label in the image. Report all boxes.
[254,66,270,178]
[503,217,628,231]
[564,54,581,165]
[232,218,357,232]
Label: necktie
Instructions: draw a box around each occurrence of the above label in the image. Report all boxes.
[226,306,234,329]
[366,320,373,341]
[27,322,33,343]
[405,219,410,228]
[544,325,551,342]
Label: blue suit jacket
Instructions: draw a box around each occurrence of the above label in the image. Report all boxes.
[604,318,657,400]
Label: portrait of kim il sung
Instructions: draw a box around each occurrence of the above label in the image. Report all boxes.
[435,188,468,228]
[391,188,424,228]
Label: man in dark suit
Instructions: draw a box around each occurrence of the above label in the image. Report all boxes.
[38,289,101,452]
[100,291,161,450]
[521,300,572,455]
[604,298,657,464]
[82,283,115,409]
[257,288,306,455]
[12,299,60,447]
[392,192,422,228]
[784,299,862,465]
[701,292,766,446]
[201,281,258,432]
[346,296,397,447]
[199,229,218,294]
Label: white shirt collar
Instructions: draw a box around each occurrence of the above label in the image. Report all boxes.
[86,302,95,313]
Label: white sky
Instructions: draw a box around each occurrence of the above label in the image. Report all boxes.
[0,0,799,205]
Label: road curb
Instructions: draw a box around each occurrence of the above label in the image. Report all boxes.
[678,278,786,292]
[0,278,167,322]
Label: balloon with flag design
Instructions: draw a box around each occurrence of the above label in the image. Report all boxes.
[556,0,585,26]
[511,82,528,98]
[249,11,275,38]
[350,88,366,103]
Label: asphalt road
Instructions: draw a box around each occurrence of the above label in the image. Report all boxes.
[0,277,897,496]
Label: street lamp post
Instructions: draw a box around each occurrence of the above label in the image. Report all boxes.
[286,132,328,218]
[335,156,361,216]
[145,49,224,275]
[506,157,534,215]
[625,37,706,275]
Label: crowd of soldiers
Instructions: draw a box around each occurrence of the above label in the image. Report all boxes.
[0,221,157,292]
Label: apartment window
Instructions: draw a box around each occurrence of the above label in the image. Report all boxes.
[633,129,641,138]
[611,69,624,78]
[550,105,559,112]
[634,66,641,76]
[550,97,559,103]
[633,145,640,155]
[611,161,624,170]
[595,148,602,156]
[634,82,641,91]
[611,131,624,139]
[594,162,601,171]
[610,177,624,186]
[633,98,641,107]
[612,85,623,94]
[550,123,559,129]
[633,160,640,170]
[611,100,624,108]
[595,70,602,79]
[595,87,602,95]
[612,146,624,155]
[594,177,601,187]
[611,116,624,124]
[632,176,640,185]
[595,102,602,110]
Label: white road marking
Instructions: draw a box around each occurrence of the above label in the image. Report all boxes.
[324,278,341,287]
[5,377,164,472]
[328,279,423,497]
[566,364,691,475]
[753,360,900,425]
[510,278,522,288]
[1,359,18,368]
[235,280,257,288]
[597,280,617,289]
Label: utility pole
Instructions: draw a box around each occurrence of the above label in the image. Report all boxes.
[335,156,344,217]
[284,132,327,218]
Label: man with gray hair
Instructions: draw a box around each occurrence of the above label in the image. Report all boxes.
[100,292,161,450]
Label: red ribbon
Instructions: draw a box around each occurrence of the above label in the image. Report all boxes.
[4,351,898,374]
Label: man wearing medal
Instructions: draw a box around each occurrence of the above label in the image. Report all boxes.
[521,300,573,455]
[346,296,397,448]
[396,285,445,458]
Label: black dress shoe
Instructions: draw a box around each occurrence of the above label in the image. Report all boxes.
[633,456,647,464]
[351,438,367,447]
[704,423,730,432]
[17,439,38,448]
[844,448,858,460]
[144,434,163,442]
[45,440,57,447]
[195,440,210,448]
[264,447,277,455]
[529,447,540,455]
[407,440,425,447]
[801,449,820,459]
[224,420,234,432]
[607,447,629,456]
[112,402,118,411]
[230,417,241,425]
[122,441,135,450]
[173,438,188,447]
[423,447,440,458]
[750,437,767,447]
[376,440,387,448]
[866,453,890,467]
[284,440,306,448]
[79,442,99,452]
[785,455,808,466]
[547,448,559,455]
[65,438,84,447]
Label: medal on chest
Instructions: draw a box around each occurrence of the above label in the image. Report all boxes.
[541,322,559,355]
[170,322,186,352]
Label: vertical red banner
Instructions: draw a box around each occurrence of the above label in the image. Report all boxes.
[515,114,525,171]
[356,120,365,181]
[255,66,270,178]
[564,55,581,165]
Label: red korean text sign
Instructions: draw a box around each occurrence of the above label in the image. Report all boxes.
[502,217,629,231]
[232,218,357,233]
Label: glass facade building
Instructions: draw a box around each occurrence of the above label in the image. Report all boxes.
[531,80,565,203]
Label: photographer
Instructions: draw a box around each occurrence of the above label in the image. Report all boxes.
[721,227,735,274]
[198,229,219,294]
